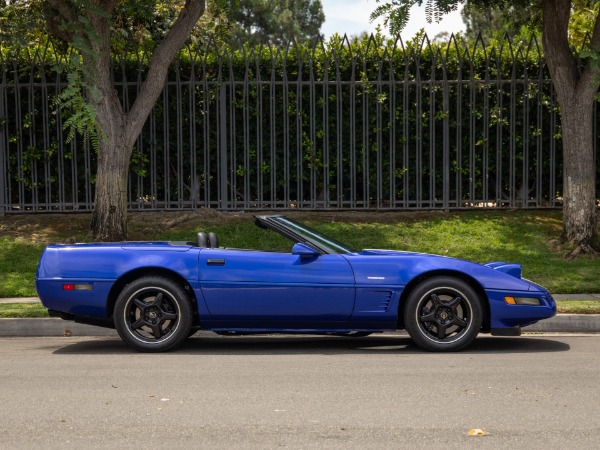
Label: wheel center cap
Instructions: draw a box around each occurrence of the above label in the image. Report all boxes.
[148,311,158,319]
[439,311,448,320]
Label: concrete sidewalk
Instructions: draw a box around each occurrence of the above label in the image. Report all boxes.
[0,297,40,304]
[1,294,600,336]
[552,294,600,300]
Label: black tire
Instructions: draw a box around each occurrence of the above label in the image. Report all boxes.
[403,277,482,351]
[114,277,192,352]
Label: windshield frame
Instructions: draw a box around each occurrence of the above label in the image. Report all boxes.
[255,215,357,255]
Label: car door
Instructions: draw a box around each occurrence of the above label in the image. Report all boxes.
[198,248,356,325]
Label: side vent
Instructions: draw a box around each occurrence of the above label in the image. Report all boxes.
[355,289,394,314]
[378,291,393,312]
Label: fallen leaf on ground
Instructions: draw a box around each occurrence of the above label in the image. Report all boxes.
[468,429,489,436]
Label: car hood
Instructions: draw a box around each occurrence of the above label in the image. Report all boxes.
[354,249,540,292]
[360,249,519,277]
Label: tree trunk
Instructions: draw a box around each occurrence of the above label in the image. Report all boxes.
[542,0,599,255]
[90,134,131,241]
[70,0,207,241]
[559,97,598,254]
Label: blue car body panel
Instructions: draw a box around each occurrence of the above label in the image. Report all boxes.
[36,242,202,317]
[198,249,355,323]
[35,215,556,334]
[343,250,555,329]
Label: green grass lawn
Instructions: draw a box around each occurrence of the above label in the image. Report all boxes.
[1,210,598,297]
[0,303,48,318]
[555,300,600,314]
[313,212,600,295]
[0,237,47,298]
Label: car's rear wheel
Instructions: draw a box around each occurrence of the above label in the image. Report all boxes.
[114,277,192,352]
[404,277,482,351]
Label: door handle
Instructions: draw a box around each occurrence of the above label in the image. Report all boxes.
[206,259,225,266]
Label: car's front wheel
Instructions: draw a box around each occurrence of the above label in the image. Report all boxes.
[114,277,192,352]
[404,277,482,351]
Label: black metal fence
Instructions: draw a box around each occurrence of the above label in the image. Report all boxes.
[1,35,599,214]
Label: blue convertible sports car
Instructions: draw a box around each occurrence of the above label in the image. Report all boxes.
[36,215,556,352]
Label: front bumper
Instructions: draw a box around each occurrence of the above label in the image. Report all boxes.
[486,289,556,329]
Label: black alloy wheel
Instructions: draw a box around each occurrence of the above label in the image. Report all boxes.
[114,277,192,352]
[404,277,482,351]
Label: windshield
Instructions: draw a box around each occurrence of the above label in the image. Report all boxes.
[271,217,357,254]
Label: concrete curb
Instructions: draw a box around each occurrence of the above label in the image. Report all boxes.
[523,314,600,333]
[0,315,599,337]
[0,319,118,337]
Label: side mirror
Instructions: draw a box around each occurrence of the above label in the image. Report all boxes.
[291,243,320,258]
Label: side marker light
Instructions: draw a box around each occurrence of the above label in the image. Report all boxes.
[504,296,541,306]
[63,283,93,291]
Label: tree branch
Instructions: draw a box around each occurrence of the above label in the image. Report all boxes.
[125,0,206,148]
[44,0,79,44]
[590,7,600,52]
[83,1,121,145]
[578,2,600,97]
[541,0,578,102]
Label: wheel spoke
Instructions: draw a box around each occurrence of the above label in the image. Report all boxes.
[151,292,164,308]
[131,318,146,330]
[150,322,163,339]
[420,310,437,323]
[133,298,147,310]
[161,312,177,322]
[451,316,468,328]
[430,294,442,308]
[437,323,448,339]
[446,296,462,309]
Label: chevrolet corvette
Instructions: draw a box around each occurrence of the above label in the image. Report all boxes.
[36,215,556,352]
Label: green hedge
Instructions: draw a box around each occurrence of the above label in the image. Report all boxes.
[1,33,598,211]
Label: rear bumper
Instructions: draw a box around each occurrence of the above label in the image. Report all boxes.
[37,278,114,319]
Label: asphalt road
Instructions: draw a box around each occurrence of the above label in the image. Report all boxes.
[1,333,600,449]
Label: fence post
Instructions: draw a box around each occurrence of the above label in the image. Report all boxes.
[0,70,5,217]
[218,83,228,210]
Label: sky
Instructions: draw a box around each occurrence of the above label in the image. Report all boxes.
[320,0,466,41]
